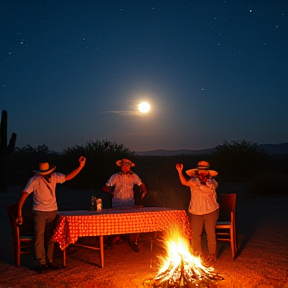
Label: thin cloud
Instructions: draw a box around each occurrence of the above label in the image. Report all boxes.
[102,110,141,116]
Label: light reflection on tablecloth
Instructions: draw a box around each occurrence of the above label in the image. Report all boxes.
[52,207,191,250]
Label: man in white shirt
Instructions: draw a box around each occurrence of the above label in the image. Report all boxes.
[103,159,147,252]
[16,156,86,273]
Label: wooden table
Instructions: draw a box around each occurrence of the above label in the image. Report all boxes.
[52,206,191,267]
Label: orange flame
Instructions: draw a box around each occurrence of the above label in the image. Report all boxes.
[154,229,223,287]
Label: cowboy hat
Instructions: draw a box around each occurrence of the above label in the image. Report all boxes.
[33,162,56,175]
[116,159,135,167]
[186,160,218,177]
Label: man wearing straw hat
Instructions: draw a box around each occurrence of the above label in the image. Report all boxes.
[176,160,219,263]
[16,156,86,273]
[103,158,147,252]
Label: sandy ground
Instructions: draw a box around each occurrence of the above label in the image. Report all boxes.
[0,184,288,288]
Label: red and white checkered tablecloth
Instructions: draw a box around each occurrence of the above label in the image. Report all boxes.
[52,207,191,250]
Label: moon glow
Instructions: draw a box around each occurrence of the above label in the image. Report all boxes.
[138,102,150,113]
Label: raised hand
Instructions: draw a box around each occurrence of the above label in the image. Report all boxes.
[15,216,23,225]
[175,163,183,171]
[79,156,86,167]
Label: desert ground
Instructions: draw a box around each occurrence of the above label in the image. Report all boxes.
[0,183,288,288]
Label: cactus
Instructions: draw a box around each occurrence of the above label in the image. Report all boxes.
[0,110,17,192]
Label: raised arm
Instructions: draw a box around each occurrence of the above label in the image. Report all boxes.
[65,156,86,181]
[175,163,189,186]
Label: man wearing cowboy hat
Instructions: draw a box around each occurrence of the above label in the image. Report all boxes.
[103,158,147,252]
[16,156,86,273]
[176,160,219,263]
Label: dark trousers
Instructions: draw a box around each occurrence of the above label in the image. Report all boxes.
[188,209,219,255]
[33,210,57,265]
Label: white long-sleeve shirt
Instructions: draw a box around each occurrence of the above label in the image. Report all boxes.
[185,177,219,215]
[106,172,143,207]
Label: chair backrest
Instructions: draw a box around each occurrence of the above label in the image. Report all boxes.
[7,203,34,236]
[7,203,34,267]
[7,203,20,234]
[218,194,236,221]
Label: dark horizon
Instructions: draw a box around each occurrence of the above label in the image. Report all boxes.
[12,140,288,156]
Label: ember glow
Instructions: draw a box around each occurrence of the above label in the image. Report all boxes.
[152,230,223,287]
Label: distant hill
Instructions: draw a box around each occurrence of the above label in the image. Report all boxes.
[259,143,288,155]
[135,148,214,156]
[135,142,288,156]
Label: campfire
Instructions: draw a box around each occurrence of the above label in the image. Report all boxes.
[147,229,223,288]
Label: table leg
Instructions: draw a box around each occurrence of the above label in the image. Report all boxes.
[99,235,104,268]
[63,248,67,267]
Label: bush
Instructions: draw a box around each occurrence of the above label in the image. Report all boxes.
[133,156,199,208]
[8,140,288,204]
[61,140,134,189]
[7,140,134,190]
[8,145,60,186]
[211,140,269,182]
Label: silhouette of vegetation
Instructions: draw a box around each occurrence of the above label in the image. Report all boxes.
[133,155,200,208]
[8,145,60,186]
[6,139,288,202]
[210,140,269,182]
[0,110,17,192]
[8,140,134,191]
[59,140,134,189]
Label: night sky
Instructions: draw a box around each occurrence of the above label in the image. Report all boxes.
[1,0,288,152]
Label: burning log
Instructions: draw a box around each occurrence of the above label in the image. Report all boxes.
[152,254,223,287]
[145,230,223,288]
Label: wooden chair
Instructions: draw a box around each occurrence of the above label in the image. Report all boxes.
[6,203,34,267]
[216,193,238,259]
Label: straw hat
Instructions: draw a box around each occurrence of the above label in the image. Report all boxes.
[33,162,56,175]
[116,159,135,167]
[186,160,218,177]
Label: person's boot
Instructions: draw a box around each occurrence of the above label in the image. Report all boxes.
[35,264,47,274]
[132,242,140,252]
[207,253,217,263]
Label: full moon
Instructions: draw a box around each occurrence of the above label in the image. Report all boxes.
[138,102,150,113]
